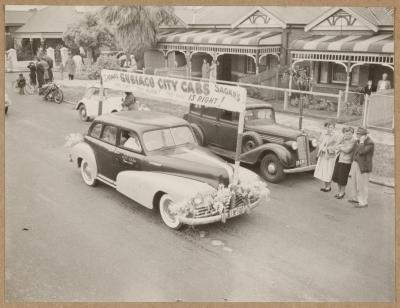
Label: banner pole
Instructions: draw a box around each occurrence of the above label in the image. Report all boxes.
[233,110,245,185]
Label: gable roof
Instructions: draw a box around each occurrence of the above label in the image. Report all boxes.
[231,6,287,28]
[265,6,329,24]
[304,7,393,32]
[15,6,83,34]
[5,10,35,26]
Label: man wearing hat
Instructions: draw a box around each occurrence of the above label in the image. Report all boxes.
[348,127,374,208]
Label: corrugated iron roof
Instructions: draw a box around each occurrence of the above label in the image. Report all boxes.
[5,10,35,25]
[173,6,393,28]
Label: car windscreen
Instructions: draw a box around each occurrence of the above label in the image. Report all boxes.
[245,108,274,125]
[143,126,195,151]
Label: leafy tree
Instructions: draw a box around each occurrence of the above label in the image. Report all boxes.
[63,12,116,62]
[100,6,177,68]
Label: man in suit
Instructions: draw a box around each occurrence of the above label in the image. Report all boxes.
[361,80,377,96]
[348,127,375,208]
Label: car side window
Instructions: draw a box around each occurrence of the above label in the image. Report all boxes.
[118,130,142,153]
[89,122,103,139]
[100,125,117,145]
[203,107,218,119]
[220,110,239,123]
[190,104,202,115]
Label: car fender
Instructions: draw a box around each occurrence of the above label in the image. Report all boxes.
[70,142,98,176]
[240,143,293,167]
[116,171,216,209]
[75,101,84,110]
[76,98,97,118]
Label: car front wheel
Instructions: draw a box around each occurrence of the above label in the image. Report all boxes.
[159,194,182,230]
[79,105,89,122]
[260,153,285,183]
[80,159,97,186]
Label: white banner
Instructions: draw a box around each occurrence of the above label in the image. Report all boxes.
[101,69,246,112]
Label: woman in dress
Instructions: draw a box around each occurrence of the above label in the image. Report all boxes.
[314,120,339,192]
[331,126,357,199]
[209,60,217,82]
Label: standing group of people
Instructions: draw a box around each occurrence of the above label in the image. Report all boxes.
[26,53,54,89]
[201,59,218,81]
[314,121,374,208]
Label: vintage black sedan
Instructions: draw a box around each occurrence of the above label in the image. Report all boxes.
[184,103,318,183]
[68,111,264,229]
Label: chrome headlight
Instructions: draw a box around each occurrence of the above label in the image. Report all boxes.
[311,138,318,148]
[286,141,298,150]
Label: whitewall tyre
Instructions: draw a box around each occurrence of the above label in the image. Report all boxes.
[159,194,182,230]
[80,159,97,186]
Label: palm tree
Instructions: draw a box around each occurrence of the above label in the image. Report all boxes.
[100,6,177,69]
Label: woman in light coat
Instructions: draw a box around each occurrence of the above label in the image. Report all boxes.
[314,120,339,192]
[331,126,357,199]
[65,54,76,80]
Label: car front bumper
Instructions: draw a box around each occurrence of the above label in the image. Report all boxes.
[177,197,263,226]
[283,164,316,174]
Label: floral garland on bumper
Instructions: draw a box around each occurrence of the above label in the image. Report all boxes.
[170,180,270,222]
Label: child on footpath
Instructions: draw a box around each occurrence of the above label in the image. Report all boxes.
[16,73,26,95]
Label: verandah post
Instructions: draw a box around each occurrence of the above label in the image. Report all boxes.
[362,94,369,127]
[336,90,342,119]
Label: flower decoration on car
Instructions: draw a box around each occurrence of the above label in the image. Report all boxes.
[170,179,270,220]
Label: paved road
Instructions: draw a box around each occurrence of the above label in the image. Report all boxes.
[5,74,395,302]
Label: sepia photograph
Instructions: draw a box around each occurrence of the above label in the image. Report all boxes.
[4,4,395,302]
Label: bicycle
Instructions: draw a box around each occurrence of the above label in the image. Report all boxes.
[11,80,35,95]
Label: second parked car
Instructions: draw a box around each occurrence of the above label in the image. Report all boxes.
[184,102,318,183]
[75,86,124,121]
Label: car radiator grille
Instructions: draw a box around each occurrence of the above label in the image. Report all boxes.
[193,195,246,218]
[297,135,310,166]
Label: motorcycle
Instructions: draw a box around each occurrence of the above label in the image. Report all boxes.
[39,82,64,104]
